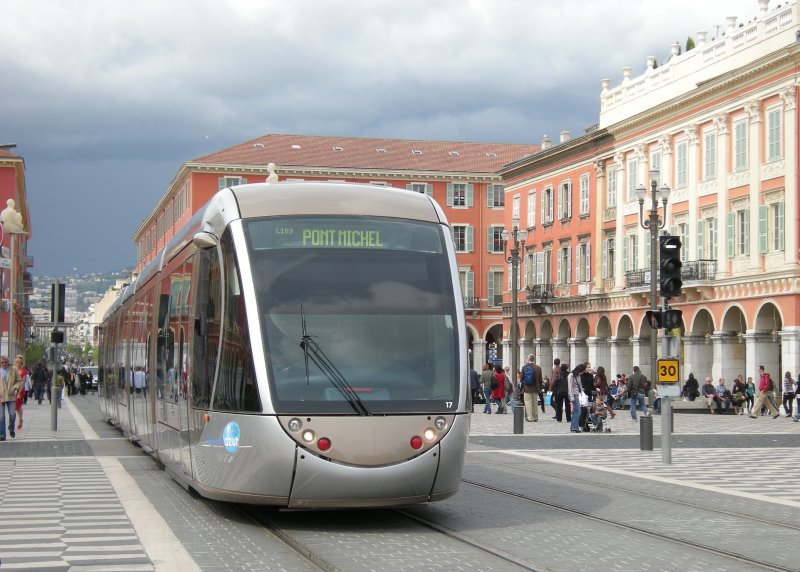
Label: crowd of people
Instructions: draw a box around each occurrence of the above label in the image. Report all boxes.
[470,356,800,430]
[0,356,96,441]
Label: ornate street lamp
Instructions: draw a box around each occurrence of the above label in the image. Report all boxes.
[502,217,527,434]
[635,169,671,401]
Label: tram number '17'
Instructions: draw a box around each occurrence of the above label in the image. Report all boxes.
[445,401,453,408]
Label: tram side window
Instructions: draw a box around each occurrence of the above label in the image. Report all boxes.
[191,248,221,409]
[213,231,260,413]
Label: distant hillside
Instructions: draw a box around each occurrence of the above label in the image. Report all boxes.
[31,267,134,312]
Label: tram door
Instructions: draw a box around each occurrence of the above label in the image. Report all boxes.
[178,256,194,478]
[130,290,152,447]
[116,307,132,434]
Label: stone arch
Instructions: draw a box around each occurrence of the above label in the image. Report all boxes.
[597,316,612,339]
[754,300,783,333]
[721,305,748,334]
[540,319,554,340]
[523,320,537,341]
[616,315,634,339]
[575,317,590,340]
[691,308,715,336]
[556,319,572,340]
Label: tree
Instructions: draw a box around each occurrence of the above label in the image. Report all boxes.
[25,341,46,366]
[686,36,695,51]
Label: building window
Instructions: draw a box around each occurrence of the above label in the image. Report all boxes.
[557,242,572,285]
[487,184,504,207]
[607,167,617,208]
[727,208,749,258]
[767,107,782,162]
[488,225,504,253]
[759,202,785,253]
[733,119,748,171]
[542,186,554,225]
[535,248,552,286]
[526,191,536,228]
[459,270,474,303]
[579,174,590,216]
[512,194,520,220]
[447,182,472,207]
[218,176,247,189]
[406,183,432,195]
[623,234,638,272]
[697,217,717,260]
[487,270,504,306]
[677,222,688,257]
[558,181,572,220]
[602,236,615,279]
[675,141,688,188]
[703,131,717,180]
[576,241,591,283]
[627,158,638,201]
[650,151,661,174]
[451,225,473,252]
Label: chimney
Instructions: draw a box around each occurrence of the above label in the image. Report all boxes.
[541,135,551,149]
[560,130,571,144]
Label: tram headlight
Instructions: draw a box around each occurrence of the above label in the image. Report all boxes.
[434,416,447,431]
[302,430,316,443]
[288,418,303,432]
[423,428,436,441]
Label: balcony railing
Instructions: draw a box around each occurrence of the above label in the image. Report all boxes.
[625,259,717,288]
[526,283,555,302]
[463,296,480,309]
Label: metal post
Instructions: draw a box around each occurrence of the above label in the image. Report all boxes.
[640,415,653,450]
[661,396,672,464]
[8,233,14,358]
[648,178,659,414]
[511,226,524,435]
[50,280,60,431]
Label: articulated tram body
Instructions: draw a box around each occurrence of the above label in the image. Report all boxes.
[98,182,470,507]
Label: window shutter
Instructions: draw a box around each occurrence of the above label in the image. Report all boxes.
[697,220,705,259]
[487,184,494,208]
[530,191,536,227]
[487,227,494,253]
[575,245,581,282]
[567,247,572,284]
[567,183,573,218]
[466,226,474,252]
[536,252,544,285]
[602,240,608,279]
[622,236,629,273]
[487,272,495,306]
[557,251,563,284]
[644,238,650,268]
[425,184,433,197]
[467,183,474,207]
[406,183,413,191]
[727,212,735,258]
[446,183,454,206]
[541,191,546,224]
[558,187,564,220]
[758,205,768,254]
[218,176,226,190]
[777,202,785,251]
[549,191,554,222]
[586,243,591,282]
[744,209,750,256]
[466,271,474,299]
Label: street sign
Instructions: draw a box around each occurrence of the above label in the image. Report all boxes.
[0,257,10,269]
[657,358,680,383]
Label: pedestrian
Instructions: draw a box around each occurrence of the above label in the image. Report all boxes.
[479,363,494,414]
[492,364,506,414]
[539,375,548,413]
[782,371,795,417]
[54,366,68,408]
[731,375,746,415]
[681,373,699,401]
[593,366,615,418]
[13,355,28,430]
[521,354,543,422]
[469,367,480,413]
[552,363,571,422]
[32,362,47,404]
[745,376,756,414]
[628,365,650,421]
[568,363,586,433]
[0,355,23,440]
[750,365,780,419]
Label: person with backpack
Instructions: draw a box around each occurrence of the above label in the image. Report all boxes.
[521,354,543,422]
[750,365,780,419]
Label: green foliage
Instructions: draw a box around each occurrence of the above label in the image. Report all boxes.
[686,36,695,51]
[25,341,46,366]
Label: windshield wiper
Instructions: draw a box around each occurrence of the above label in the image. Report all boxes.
[300,306,369,416]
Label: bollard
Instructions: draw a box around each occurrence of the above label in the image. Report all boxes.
[640,415,653,450]
[661,396,672,464]
[513,401,525,434]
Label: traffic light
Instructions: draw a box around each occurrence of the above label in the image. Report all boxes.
[662,309,683,330]
[659,236,682,298]
[645,310,662,329]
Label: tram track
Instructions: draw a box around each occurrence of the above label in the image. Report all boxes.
[460,478,797,572]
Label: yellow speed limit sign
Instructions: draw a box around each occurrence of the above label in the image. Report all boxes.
[658,358,680,383]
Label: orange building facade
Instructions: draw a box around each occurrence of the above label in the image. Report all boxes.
[500,1,799,387]
[133,135,540,358]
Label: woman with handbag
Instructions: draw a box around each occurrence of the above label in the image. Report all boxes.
[13,356,27,430]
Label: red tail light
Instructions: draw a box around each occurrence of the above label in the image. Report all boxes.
[317,437,332,451]
[410,436,423,450]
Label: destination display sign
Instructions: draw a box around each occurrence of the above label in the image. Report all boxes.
[247,218,443,253]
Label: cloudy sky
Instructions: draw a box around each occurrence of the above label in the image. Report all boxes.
[1,0,762,277]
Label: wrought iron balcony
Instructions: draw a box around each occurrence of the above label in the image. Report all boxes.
[526,283,555,302]
[463,296,480,309]
[625,259,717,289]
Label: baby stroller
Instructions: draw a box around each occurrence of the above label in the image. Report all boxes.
[584,396,612,433]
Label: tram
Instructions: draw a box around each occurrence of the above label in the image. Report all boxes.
[98,182,470,507]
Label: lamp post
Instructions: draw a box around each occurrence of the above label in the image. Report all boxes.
[635,169,671,399]
[502,217,527,435]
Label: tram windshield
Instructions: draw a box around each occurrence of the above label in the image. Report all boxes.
[245,216,460,414]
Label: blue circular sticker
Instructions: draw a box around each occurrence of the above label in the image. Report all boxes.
[222,422,240,453]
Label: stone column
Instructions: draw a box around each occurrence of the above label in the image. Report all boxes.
[501,340,511,366]
[587,337,611,371]
[744,330,780,382]
[535,339,553,376]
[472,339,486,371]
[632,335,652,375]
[519,339,534,364]
[682,335,712,381]
[781,86,797,267]
[609,337,633,378]
[551,339,569,368]
[569,338,588,367]
[713,332,746,382]
[780,327,800,381]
